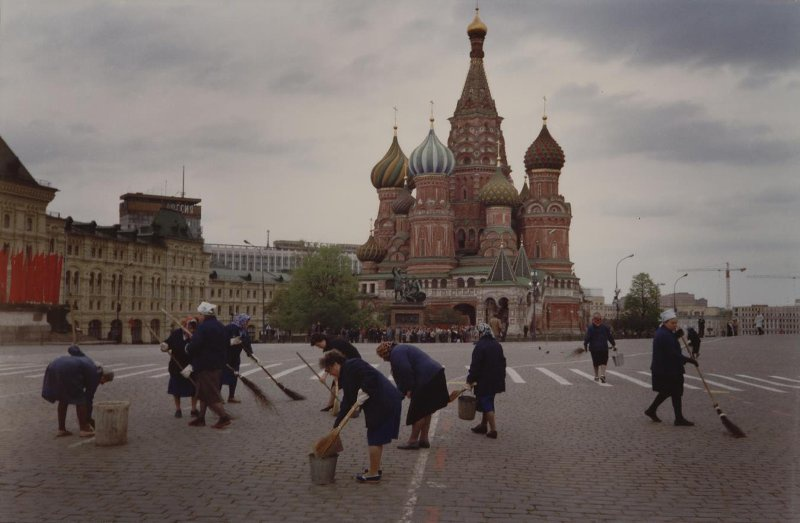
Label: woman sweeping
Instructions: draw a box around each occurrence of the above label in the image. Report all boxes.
[222,314,254,403]
[321,349,402,483]
[377,341,449,450]
[161,317,199,418]
[467,322,506,439]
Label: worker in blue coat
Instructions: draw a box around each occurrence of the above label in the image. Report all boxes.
[221,313,254,403]
[645,309,698,426]
[467,322,506,439]
[583,312,617,383]
[322,350,402,483]
[41,345,114,437]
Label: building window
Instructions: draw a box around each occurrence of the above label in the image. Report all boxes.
[26,217,33,231]
[2,214,9,228]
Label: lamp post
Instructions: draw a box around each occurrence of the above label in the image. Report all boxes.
[529,270,540,341]
[244,239,266,342]
[673,273,688,313]
[614,253,635,320]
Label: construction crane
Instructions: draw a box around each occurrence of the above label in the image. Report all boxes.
[677,262,746,309]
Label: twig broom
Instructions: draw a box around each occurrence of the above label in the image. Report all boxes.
[313,392,369,458]
[680,337,746,438]
[248,353,306,401]
[296,351,339,407]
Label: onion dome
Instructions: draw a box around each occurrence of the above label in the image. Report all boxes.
[356,234,386,263]
[479,165,519,207]
[408,118,455,177]
[467,7,487,37]
[370,126,408,189]
[524,116,565,171]
[391,182,415,215]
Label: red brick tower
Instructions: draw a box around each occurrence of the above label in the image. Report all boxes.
[447,8,511,256]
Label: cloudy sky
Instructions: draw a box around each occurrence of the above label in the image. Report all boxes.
[2,0,799,307]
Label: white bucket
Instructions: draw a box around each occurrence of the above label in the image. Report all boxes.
[94,400,130,446]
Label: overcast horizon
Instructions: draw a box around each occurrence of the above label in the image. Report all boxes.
[1,1,798,308]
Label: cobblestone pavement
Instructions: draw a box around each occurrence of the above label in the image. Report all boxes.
[0,334,797,522]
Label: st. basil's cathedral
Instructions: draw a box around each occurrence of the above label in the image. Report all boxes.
[356,8,584,338]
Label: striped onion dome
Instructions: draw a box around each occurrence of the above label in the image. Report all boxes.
[479,165,519,207]
[391,183,415,215]
[524,116,565,171]
[370,126,408,189]
[356,234,386,263]
[408,119,455,178]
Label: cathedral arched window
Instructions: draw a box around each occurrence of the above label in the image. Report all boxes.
[467,278,476,288]
[552,241,558,259]
[535,241,541,259]
[457,230,466,249]
[456,278,465,288]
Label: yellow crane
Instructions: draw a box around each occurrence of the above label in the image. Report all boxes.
[677,262,746,309]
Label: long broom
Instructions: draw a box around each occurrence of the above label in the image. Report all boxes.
[313,392,369,458]
[248,353,306,401]
[296,352,339,411]
[159,310,273,409]
[680,337,746,438]
[145,324,198,388]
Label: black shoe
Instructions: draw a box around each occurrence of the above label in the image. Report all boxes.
[355,473,381,483]
[418,440,431,449]
[674,418,695,426]
[174,409,182,418]
[644,409,662,423]
[486,431,498,439]
[190,409,200,418]
[397,442,420,450]
[471,424,487,434]
[320,405,333,412]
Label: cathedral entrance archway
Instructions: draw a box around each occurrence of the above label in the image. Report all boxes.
[453,303,476,325]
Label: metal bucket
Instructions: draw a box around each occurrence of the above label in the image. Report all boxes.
[612,351,625,367]
[308,453,338,485]
[94,400,130,446]
[458,395,477,421]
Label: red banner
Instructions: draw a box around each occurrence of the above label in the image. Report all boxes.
[5,251,63,305]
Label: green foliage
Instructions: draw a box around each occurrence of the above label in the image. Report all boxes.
[619,272,662,337]
[266,246,360,332]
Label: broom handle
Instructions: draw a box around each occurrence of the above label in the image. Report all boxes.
[319,395,366,456]
[296,352,337,397]
[248,353,283,387]
[146,323,197,387]
[679,337,719,408]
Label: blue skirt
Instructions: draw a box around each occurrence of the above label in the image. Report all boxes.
[167,375,195,397]
[221,366,239,386]
[366,401,401,446]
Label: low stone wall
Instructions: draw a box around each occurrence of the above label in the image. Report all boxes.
[0,309,52,344]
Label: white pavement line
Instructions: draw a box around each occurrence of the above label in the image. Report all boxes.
[506,367,525,384]
[770,375,800,384]
[707,373,787,393]
[272,364,307,379]
[637,371,701,390]
[240,363,281,378]
[736,374,800,389]
[399,410,440,523]
[683,374,743,391]
[0,367,46,377]
[107,364,158,372]
[605,370,651,388]
[68,438,95,448]
[150,372,170,378]
[536,367,571,385]
[115,368,168,379]
[0,364,41,371]
[569,368,612,386]
[25,373,45,379]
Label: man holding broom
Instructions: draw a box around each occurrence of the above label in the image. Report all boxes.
[645,309,698,426]
[184,302,233,429]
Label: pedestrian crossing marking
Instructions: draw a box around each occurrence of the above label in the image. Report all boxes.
[506,368,525,384]
[272,364,307,379]
[734,374,800,389]
[150,372,170,378]
[683,374,742,391]
[770,375,800,384]
[570,368,612,386]
[638,371,701,390]
[605,370,651,388]
[0,364,42,372]
[707,373,787,393]
[0,367,46,377]
[535,367,571,385]
[241,363,281,377]
[115,368,168,379]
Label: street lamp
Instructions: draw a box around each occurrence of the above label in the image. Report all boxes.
[673,273,688,312]
[244,239,266,342]
[614,253,635,320]
[529,270,540,341]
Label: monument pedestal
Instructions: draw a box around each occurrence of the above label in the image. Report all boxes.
[390,304,426,328]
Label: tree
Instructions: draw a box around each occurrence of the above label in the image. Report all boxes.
[267,246,360,332]
[619,272,662,337]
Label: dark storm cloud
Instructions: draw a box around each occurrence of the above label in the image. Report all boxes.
[558,83,797,165]
[489,0,800,77]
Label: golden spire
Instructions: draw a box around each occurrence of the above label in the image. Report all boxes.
[393,106,398,136]
[542,96,548,125]
[429,100,435,128]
